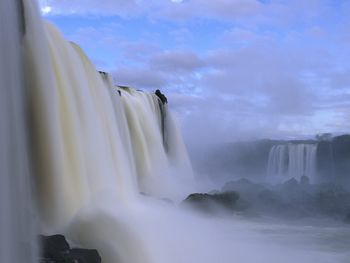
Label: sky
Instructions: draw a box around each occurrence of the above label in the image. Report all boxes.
[38,0,350,145]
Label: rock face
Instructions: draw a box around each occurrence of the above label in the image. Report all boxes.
[183,191,240,213]
[183,178,350,222]
[317,135,350,186]
[316,140,334,183]
[40,235,101,263]
[155,89,168,104]
[332,135,350,186]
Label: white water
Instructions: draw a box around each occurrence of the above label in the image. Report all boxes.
[267,144,317,182]
[119,87,193,199]
[14,1,349,263]
[0,0,37,262]
[23,0,194,260]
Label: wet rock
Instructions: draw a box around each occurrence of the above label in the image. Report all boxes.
[183,191,240,213]
[40,235,101,263]
[69,249,101,263]
[155,89,168,104]
[40,235,70,261]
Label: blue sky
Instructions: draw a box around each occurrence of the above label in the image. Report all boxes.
[38,0,350,144]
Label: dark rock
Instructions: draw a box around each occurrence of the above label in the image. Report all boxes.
[154,89,168,150]
[155,89,168,104]
[69,249,101,263]
[183,191,240,213]
[40,235,70,260]
[189,177,350,221]
[40,235,102,263]
[316,140,334,183]
[332,135,350,187]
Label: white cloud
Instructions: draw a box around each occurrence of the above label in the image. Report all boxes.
[150,50,205,73]
[41,5,52,15]
[38,0,140,16]
[113,67,167,90]
[42,0,350,142]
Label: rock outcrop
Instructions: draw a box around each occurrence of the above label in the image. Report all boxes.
[40,235,101,263]
[155,89,168,104]
[185,178,350,222]
[183,191,240,213]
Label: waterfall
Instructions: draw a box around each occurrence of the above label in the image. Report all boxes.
[119,87,192,197]
[19,0,193,261]
[267,143,317,182]
[0,0,37,262]
[267,145,288,177]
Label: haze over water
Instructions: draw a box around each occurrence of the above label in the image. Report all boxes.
[0,0,349,263]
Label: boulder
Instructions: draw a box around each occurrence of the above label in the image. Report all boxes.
[40,235,102,263]
[40,235,70,261]
[183,191,240,213]
[69,249,101,263]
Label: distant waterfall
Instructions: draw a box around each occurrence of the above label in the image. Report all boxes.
[267,144,317,182]
[0,0,37,262]
[267,145,288,177]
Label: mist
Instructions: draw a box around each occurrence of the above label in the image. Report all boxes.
[1,0,349,263]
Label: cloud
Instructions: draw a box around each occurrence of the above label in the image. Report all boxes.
[37,0,270,22]
[109,21,349,143]
[113,67,167,90]
[150,50,205,73]
[41,0,350,144]
[41,5,52,15]
[170,28,194,46]
[120,42,160,62]
[39,0,140,16]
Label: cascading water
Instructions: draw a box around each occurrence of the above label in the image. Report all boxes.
[267,145,288,178]
[21,0,193,261]
[0,0,37,262]
[2,1,350,263]
[267,143,317,182]
[288,144,317,181]
[119,87,193,198]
